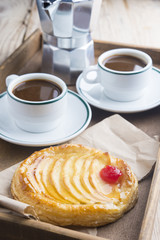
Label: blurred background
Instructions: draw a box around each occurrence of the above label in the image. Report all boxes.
[0,0,160,65]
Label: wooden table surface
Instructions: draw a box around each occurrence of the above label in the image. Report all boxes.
[0,0,160,239]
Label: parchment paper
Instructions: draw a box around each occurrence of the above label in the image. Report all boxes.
[0,114,159,239]
[70,114,159,180]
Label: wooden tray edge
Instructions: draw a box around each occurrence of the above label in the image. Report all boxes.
[0,29,42,93]
[94,39,160,65]
[1,29,160,93]
[0,211,108,240]
[138,146,160,240]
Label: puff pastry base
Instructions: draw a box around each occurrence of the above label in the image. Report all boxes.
[11,144,138,227]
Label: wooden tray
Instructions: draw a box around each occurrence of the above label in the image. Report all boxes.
[0,30,160,240]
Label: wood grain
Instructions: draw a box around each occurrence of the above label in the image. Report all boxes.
[1,0,160,66]
[0,30,42,93]
[139,149,160,240]
[0,0,38,65]
[152,197,160,240]
[92,0,160,48]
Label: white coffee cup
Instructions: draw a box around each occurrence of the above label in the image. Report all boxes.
[82,48,152,101]
[5,73,67,133]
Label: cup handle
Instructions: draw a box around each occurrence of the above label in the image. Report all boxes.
[0,75,19,98]
[6,74,19,87]
[82,65,99,84]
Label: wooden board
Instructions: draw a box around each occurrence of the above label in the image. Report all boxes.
[1,0,160,67]
[0,0,39,65]
[92,0,160,48]
[0,30,160,240]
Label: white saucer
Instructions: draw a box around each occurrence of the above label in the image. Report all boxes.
[76,67,160,113]
[0,90,91,146]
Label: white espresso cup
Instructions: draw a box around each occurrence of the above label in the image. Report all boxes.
[5,73,67,133]
[82,48,152,101]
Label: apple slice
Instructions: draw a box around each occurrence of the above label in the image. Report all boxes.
[51,157,79,204]
[62,156,94,203]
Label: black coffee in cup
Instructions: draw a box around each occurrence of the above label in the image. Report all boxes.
[103,55,146,71]
[13,79,62,101]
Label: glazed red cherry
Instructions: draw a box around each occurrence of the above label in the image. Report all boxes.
[100,165,123,184]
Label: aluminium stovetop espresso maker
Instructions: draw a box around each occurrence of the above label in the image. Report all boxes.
[36,0,101,85]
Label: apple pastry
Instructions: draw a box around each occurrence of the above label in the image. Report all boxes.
[11,144,138,227]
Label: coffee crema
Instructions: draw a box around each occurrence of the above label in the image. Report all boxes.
[13,79,62,101]
[103,55,146,72]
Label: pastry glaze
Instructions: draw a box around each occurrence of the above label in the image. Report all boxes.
[11,144,138,227]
